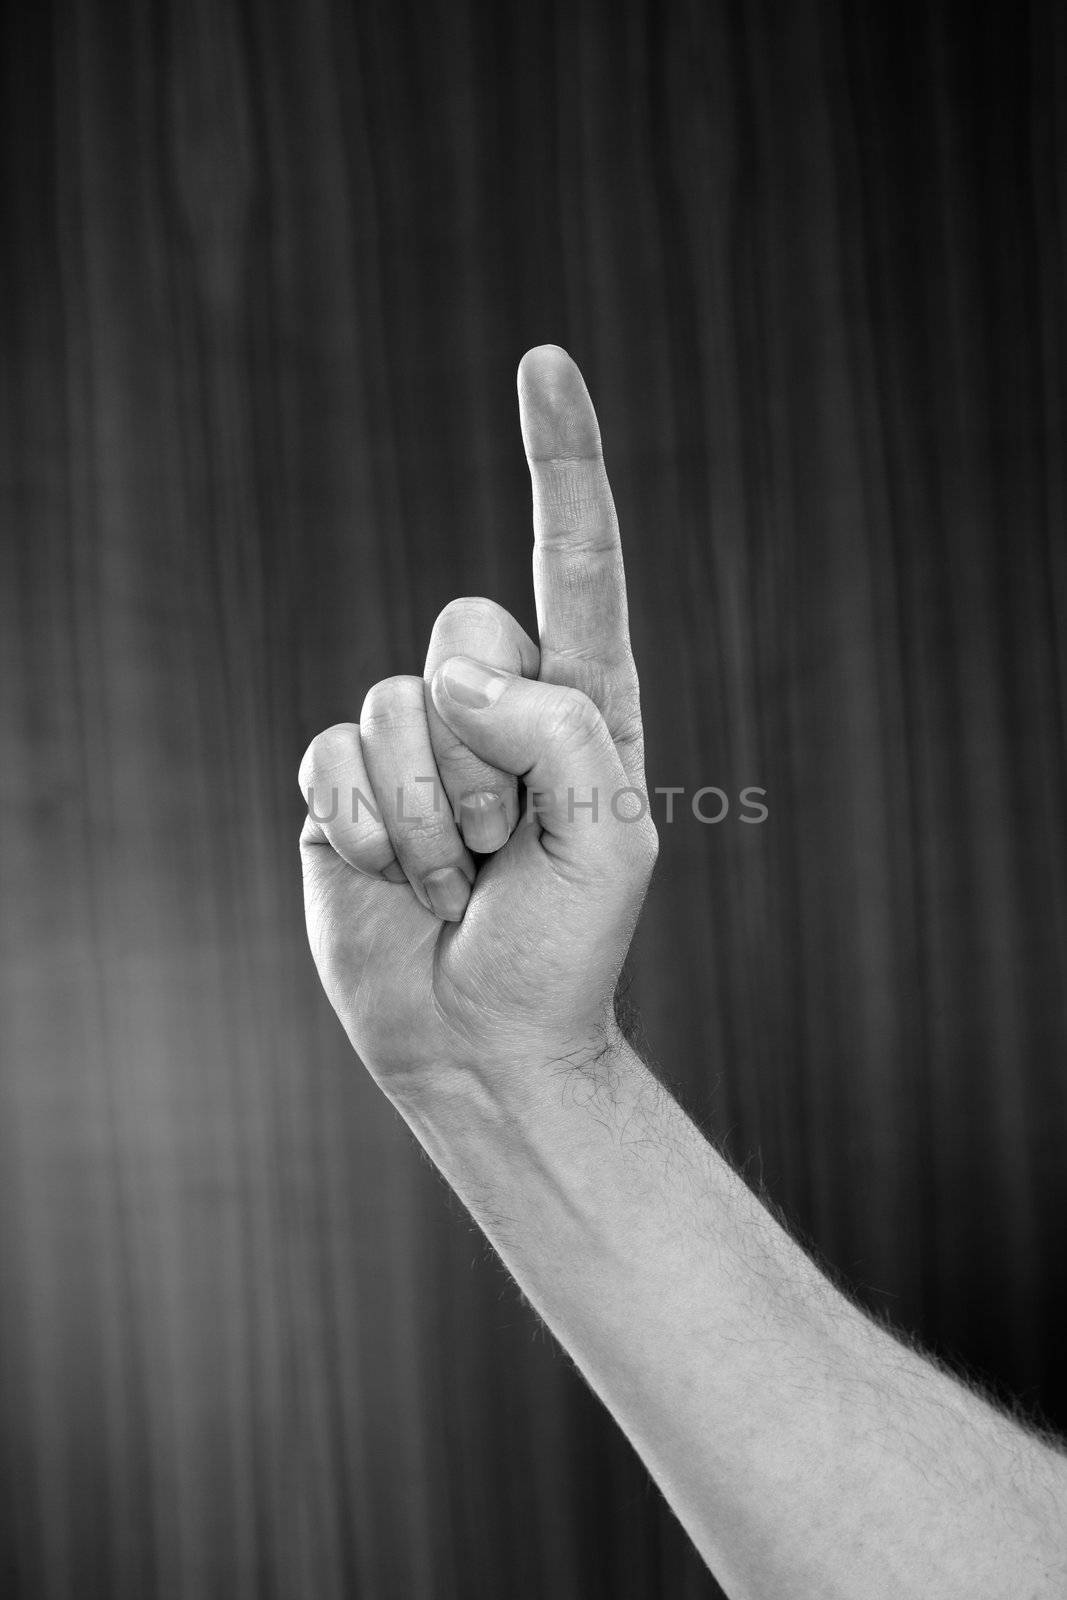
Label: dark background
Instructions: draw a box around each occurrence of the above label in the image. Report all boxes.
[2,0,1066,1596]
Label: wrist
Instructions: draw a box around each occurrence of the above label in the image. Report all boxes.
[383,1030,659,1242]
[385,1014,633,1124]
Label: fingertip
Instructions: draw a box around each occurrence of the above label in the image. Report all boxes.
[299,721,361,796]
[517,346,601,462]
[517,343,573,377]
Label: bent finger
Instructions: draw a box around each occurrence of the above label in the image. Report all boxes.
[298,722,407,882]
[360,675,475,922]
[424,595,539,853]
[429,656,657,879]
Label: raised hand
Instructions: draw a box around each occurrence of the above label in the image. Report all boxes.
[298,346,657,1092]
[298,353,1067,1600]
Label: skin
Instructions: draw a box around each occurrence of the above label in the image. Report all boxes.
[299,346,1067,1599]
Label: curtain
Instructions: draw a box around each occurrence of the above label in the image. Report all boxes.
[2,0,1065,1595]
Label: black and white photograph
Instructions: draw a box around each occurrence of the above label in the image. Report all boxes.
[2,1,1066,1595]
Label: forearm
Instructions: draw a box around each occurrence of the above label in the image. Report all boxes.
[390,1037,1067,1600]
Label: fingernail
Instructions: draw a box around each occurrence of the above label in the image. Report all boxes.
[381,860,408,883]
[439,657,508,710]
[460,790,511,853]
[423,864,471,922]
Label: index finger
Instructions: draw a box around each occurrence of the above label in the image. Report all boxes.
[517,346,644,777]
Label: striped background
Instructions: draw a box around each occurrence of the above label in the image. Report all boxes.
[2,0,1065,1595]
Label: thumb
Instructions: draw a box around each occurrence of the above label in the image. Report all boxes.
[429,656,651,866]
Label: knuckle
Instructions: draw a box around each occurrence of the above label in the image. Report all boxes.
[298,722,359,792]
[543,689,604,748]
[430,597,538,679]
[605,674,644,746]
[359,674,425,734]
[393,802,451,842]
[613,708,645,756]
[434,595,504,635]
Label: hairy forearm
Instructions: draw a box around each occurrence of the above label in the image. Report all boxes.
[390,1037,1067,1600]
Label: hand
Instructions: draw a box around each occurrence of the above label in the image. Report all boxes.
[298,346,657,1095]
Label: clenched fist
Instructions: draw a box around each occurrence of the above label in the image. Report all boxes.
[298,347,657,1095]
